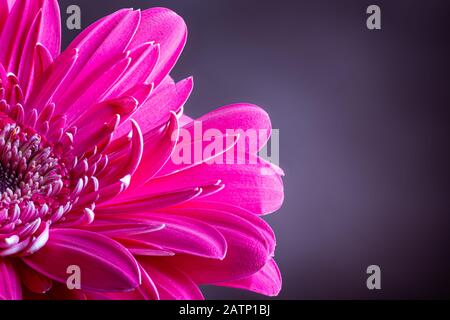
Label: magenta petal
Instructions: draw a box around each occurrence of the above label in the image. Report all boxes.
[184,103,272,153]
[105,42,160,99]
[23,229,141,292]
[161,201,272,256]
[129,112,179,187]
[116,77,193,137]
[80,217,164,237]
[0,0,8,34]
[216,259,281,296]
[25,47,78,113]
[17,9,43,96]
[121,213,227,259]
[98,187,202,213]
[46,283,87,300]
[140,258,204,300]
[158,218,270,284]
[143,159,284,215]
[17,261,52,294]
[55,9,140,110]
[0,0,59,76]
[174,201,277,256]
[0,258,21,300]
[154,203,271,284]
[61,56,132,121]
[39,0,61,58]
[0,0,34,73]
[130,8,187,87]
[118,238,175,257]
[70,97,138,137]
[85,265,159,300]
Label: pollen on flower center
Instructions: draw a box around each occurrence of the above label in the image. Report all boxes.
[0,119,71,257]
[0,162,17,193]
[0,122,63,203]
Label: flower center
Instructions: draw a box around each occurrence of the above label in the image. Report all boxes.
[0,123,63,204]
[0,163,17,193]
[0,119,71,257]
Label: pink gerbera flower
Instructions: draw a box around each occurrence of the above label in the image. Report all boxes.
[0,0,284,300]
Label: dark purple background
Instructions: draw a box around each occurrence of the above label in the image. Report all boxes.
[59,0,450,299]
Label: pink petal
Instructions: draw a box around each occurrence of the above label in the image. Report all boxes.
[140,159,284,215]
[71,113,119,156]
[46,283,87,300]
[97,187,203,213]
[0,0,36,73]
[0,0,59,76]
[153,202,271,283]
[17,9,42,96]
[140,258,204,300]
[118,238,174,257]
[161,201,273,256]
[86,265,159,300]
[159,104,271,175]
[62,56,132,122]
[186,103,271,152]
[129,8,187,87]
[115,77,192,137]
[53,9,140,113]
[175,201,276,255]
[127,112,179,188]
[105,42,160,99]
[216,259,281,297]
[17,261,52,294]
[25,47,78,113]
[156,132,239,177]
[80,217,164,237]
[38,0,61,58]
[96,119,143,185]
[0,0,9,34]
[0,258,21,300]
[32,44,53,86]
[70,96,138,138]
[118,213,227,259]
[23,229,141,292]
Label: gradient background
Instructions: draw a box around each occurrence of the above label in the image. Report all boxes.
[59,0,450,299]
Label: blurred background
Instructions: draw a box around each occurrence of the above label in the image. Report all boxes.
[59,0,450,299]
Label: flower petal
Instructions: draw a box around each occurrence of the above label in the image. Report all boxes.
[38,0,61,58]
[161,200,273,256]
[140,159,284,215]
[16,260,52,294]
[85,265,159,300]
[215,258,281,297]
[53,9,140,113]
[80,217,164,237]
[140,258,203,300]
[154,202,271,284]
[23,229,141,292]
[105,42,159,99]
[0,0,59,76]
[0,258,21,300]
[0,0,9,34]
[129,8,187,87]
[115,77,192,137]
[128,112,179,187]
[119,213,227,259]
